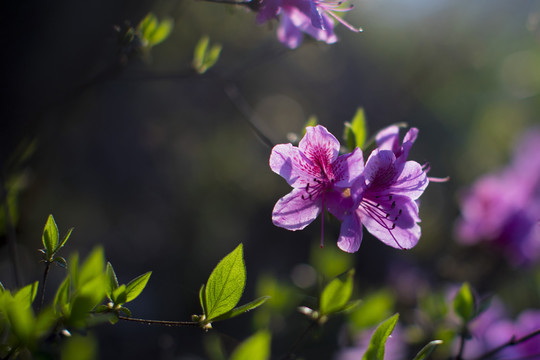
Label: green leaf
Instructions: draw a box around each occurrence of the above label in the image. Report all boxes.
[204,44,222,71]
[193,36,210,72]
[148,19,174,46]
[320,269,354,315]
[125,271,152,303]
[54,277,71,314]
[61,334,98,360]
[211,296,270,322]
[54,256,67,268]
[362,313,399,360]
[56,227,73,253]
[230,330,271,360]
[138,13,158,43]
[204,243,246,320]
[79,247,105,287]
[42,214,59,257]
[119,306,131,317]
[5,298,35,345]
[14,281,39,308]
[345,108,367,151]
[412,340,443,360]
[199,284,208,317]
[453,282,475,324]
[302,116,318,136]
[112,284,127,305]
[349,289,395,329]
[106,262,119,298]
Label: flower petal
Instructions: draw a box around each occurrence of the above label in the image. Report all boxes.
[299,125,340,163]
[364,149,398,188]
[391,161,429,200]
[337,212,363,253]
[277,12,305,49]
[375,125,400,152]
[269,143,312,188]
[333,147,364,187]
[272,188,322,230]
[358,196,420,249]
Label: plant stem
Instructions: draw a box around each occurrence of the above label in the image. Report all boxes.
[118,316,199,327]
[473,328,540,360]
[279,320,318,360]
[37,261,51,312]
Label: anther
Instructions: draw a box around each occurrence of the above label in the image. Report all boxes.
[391,201,396,209]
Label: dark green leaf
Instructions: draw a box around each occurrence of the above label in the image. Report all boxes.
[119,306,131,317]
[320,269,354,315]
[211,296,270,322]
[362,313,399,360]
[230,330,271,360]
[412,340,443,360]
[205,243,246,320]
[125,271,152,303]
[453,282,475,323]
[54,256,67,268]
[42,214,59,257]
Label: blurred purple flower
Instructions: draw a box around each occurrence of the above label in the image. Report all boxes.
[455,129,540,265]
[461,300,540,359]
[270,125,363,246]
[336,126,431,253]
[256,0,361,49]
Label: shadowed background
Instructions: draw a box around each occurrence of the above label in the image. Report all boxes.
[1,0,540,358]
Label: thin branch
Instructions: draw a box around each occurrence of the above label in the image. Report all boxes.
[455,331,467,360]
[278,320,318,360]
[37,261,51,312]
[473,328,540,360]
[118,316,199,327]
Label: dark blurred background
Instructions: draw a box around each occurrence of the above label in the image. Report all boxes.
[1,0,540,358]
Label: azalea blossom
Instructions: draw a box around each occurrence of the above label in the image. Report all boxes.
[269,125,363,246]
[256,0,361,49]
[455,128,540,265]
[337,126,431,253]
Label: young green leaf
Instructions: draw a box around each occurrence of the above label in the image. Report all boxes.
[211,296,270,322]
[56,227,73,253]
[453,282,475,324]
[345,107,367,151]
[79,247,105,287]
[54,277,70,314]
[204,243,246,320]
[112,284,127,305]
[54,256,67,268]
[14,281,39,308]
[320,269,354,315]
[199,284,208,317]
[230,330,271,360]
[149,19,174,46]
[362,313,399,360]
[412,340,443,360]
[42,214,59,257]
[125,271,152,303]
[106,262,119,297]
[193,36,209,72]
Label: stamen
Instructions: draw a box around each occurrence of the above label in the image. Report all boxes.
[360,198,404,250]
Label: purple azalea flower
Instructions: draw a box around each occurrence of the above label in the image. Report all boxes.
[455,128,540,265]
[460,299,540,359]
[269,125,364,246]
[336,126,431,253]
[256,0,361,49]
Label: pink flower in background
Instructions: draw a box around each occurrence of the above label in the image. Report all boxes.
[256,0,361,48]
[270,125,363,245]
[460,300,540,359]
[337,126,430,253]
[455,129,540,265]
